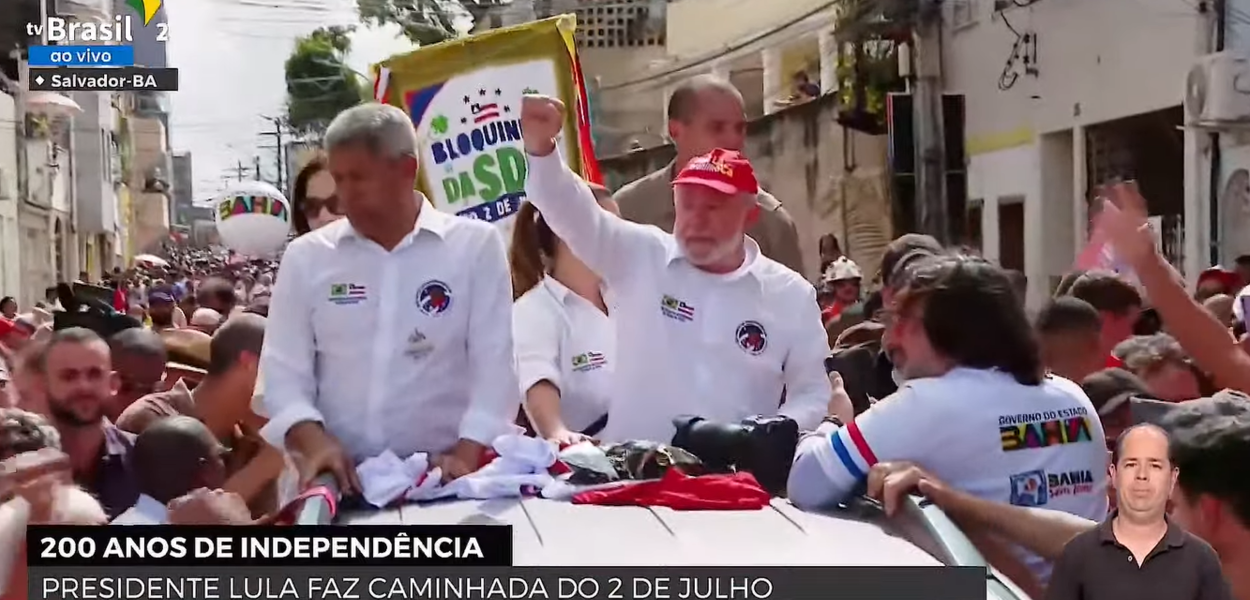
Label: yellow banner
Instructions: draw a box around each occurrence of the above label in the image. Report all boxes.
[373,15,587,239]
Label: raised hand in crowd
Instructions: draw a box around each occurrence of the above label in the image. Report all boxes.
[1099,181,1250,394]
[285,422,361,495]
[520,95,565,156]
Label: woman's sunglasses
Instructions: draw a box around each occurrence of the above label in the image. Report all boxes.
[302,195,340,217]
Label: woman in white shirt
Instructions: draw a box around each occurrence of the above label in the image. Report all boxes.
[509,183,618,446]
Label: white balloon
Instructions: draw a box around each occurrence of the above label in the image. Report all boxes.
[214,180,292,256]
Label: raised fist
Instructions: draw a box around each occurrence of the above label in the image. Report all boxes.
[520,94,566,157]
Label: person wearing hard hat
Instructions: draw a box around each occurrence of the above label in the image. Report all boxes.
[820,257,863,324]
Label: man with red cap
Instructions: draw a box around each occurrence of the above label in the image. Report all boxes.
[520,95,831,443]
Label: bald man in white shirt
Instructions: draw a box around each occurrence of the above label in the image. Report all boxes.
[261,103,521,492]
[520,95,830,443]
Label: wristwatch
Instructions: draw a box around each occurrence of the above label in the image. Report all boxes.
[822,415,845,428]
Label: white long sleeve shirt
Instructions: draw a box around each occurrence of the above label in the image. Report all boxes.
[524,150,830,443]
[787,369,1108,582]
[259,197,521,461]
[513,276,616,433]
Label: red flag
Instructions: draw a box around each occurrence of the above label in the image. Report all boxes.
[567,51,603,184]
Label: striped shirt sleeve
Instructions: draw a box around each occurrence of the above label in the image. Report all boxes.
[787,385,914,509]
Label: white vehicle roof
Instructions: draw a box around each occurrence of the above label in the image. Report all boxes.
[344,497,939,567]
[328,496,1030,599]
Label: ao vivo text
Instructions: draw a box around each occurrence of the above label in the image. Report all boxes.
[27,45,135,68]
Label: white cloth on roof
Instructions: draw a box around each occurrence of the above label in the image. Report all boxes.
[356,434,558,508]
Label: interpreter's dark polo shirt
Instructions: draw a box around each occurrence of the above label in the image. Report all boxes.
[1045,511,1232,600]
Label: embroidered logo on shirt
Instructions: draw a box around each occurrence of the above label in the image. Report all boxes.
[571,351,607,372]
[735,320,768,355]
[999,407,1094,451]
[328,283,368,305]
[660,295,696,322]
[405,328,435,360]
[1009,470,1049,507]
[417,280,453,316]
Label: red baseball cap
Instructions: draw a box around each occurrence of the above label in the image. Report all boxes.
[1198,267,1241,291]
[672,148,760,196]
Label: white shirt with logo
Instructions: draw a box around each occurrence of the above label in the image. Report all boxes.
[513,276,616,433]
[524,151,830,443]
[788,368,1108,579]
[260,197,521,461]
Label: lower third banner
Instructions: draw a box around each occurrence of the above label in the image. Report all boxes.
[31,566,985,600]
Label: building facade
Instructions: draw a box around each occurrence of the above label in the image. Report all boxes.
[70,90,124,279]
[129,114,171,254]
[171,151,193,226]
[1213,1,1250,267]
[0,91,23,300]
[941,0,1211,305]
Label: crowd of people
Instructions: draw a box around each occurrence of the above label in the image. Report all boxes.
[0,71,1247,600]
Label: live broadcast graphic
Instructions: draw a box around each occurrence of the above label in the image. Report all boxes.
[24,0,177,92]
[26,527,985,600]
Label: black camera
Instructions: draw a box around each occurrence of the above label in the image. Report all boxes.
[670,414,800,496]
[52,283,141,338]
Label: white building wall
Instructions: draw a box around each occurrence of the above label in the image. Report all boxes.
[1215,2,1250,269]
[0,93,23,301]
[943,0,1211,296]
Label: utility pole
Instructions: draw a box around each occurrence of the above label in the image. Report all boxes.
[224,162,248,183]
[259,116,286,192]
[912,0,949,243]
[254,155,262,180]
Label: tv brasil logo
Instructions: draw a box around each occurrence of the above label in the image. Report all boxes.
[26,0,166,69]
[26,0,166,45]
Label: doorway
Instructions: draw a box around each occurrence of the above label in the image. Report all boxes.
[998,197,1025,272]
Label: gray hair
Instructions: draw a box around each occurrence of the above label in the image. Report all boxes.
[323,103,418,158]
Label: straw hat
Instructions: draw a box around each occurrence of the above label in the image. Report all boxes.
[159,328,212,370]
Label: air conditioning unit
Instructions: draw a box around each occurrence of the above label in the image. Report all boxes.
[1187,52,1250,123]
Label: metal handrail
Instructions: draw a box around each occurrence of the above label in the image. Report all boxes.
[897,496,1032,600]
